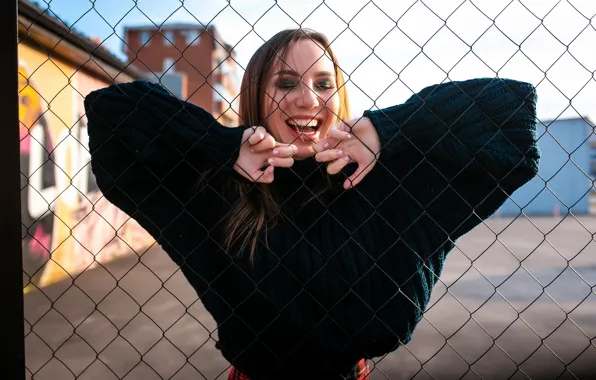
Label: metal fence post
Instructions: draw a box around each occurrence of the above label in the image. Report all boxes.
[0,0,26,379]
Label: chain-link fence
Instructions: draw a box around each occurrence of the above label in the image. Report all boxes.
[11,0,596,379]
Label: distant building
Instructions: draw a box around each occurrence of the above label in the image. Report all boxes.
[123,24,240,126]
[18,0,154,293]
[498,117,595,216]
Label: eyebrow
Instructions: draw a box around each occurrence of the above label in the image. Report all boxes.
[273,69,335,78]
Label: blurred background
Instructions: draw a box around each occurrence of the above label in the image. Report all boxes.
[17,0,596,379]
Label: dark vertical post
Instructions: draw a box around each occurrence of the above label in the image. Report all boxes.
[0,1,26,379]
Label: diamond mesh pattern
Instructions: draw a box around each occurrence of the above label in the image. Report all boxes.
[15,0,596,379]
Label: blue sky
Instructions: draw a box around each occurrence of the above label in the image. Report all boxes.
[33,0,596,123]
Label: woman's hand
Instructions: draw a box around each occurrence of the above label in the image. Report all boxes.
[314,117,381,189]
[234,126,297,183]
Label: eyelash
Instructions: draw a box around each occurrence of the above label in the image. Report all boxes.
[278,79,335,91]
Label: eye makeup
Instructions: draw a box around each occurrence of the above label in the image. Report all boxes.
[275,76,336,91]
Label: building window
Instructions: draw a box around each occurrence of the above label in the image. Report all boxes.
[182,30,200,46]
[139,30,151,46]
[163,30,174,43]
[220,60,233,74]
[163,57,175,73]
[213,58,223,73]
[213,83,232,104]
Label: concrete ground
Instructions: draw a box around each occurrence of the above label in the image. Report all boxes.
[24,216,596,380]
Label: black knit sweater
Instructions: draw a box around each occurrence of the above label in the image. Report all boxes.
[84,78,540,379]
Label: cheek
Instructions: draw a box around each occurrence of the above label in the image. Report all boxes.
[275,92,292,114]
[265,89,289,118]
[325,94,341,122]
[270,95,293,131]
[262,94,288,139]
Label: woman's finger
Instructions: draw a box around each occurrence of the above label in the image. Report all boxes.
[234,162,274,183]
[251,133,277,152]
[255,165,275,184]
[326,126,352,141]
[233,163,250,181]
[266,157,294,168]
[326,155,351,175]
[344,161,375,189]
[271,145,298,158]
[314,149,344,163]
[313,138,339,153]
[247,126,268,146]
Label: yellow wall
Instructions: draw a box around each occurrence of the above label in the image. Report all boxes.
[19,44,154,293]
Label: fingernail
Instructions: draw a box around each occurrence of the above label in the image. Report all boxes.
[273,149,279,155]
[337,150,343,156]
[344,156,350,161]
[268,158,274,164]
[346,134,352,139]
[323,142,329,149]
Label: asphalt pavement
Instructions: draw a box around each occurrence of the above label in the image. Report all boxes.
[24,216,596,380]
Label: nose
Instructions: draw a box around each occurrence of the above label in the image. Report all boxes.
[295,81,320,109]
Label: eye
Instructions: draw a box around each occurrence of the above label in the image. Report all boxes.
[278,79,298,89]
[315,79,335,90]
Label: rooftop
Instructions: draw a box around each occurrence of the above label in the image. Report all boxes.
[19,0,146,80]
[542,116,594,127]
[124,23,209,32]
[123,22,234,54]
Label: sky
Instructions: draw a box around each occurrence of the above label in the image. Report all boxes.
[34,0,596,124]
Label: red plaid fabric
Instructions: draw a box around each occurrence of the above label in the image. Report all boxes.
[228,359,370,380]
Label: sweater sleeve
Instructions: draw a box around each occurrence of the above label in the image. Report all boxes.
[363,78,541,241]
[84,80,244,251]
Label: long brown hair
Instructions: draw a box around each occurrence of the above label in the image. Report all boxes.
[225,28,350,262]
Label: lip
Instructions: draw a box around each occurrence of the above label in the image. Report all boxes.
[286,124,320,143]
[284,114,324,143]
[286,114,322,126]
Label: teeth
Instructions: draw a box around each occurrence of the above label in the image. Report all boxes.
[287,119,319,128]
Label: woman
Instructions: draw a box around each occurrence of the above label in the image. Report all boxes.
[84,28,540,379]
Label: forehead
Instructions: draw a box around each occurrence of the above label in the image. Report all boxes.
[273,39,335,75]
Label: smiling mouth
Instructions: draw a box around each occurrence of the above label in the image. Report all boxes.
[285,119,321,136]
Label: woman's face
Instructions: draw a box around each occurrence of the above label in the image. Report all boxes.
[262,39,340,159]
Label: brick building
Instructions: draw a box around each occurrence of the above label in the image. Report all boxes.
[123,24,240,126]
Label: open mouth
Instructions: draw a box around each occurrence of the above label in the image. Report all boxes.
[285,118,321,139]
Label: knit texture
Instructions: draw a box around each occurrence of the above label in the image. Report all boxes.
[85,78,540,380]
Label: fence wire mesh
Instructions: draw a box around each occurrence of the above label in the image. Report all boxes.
[17,0,596,379]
